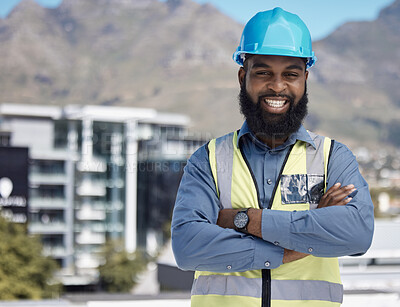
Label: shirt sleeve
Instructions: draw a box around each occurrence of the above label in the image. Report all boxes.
[261,141,374,257]
[171,144,284,272]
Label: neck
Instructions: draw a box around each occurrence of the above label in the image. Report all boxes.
[251,130,289,148]
[258,135,288,149]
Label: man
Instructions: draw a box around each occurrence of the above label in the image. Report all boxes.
[171,7,374,307]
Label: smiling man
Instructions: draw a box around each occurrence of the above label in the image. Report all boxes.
[171,7,374,307]
[239,55,309,148]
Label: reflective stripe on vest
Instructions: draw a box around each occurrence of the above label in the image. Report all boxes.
[192,275,343,303]
[192,130,343,307]
[215,132,235,208]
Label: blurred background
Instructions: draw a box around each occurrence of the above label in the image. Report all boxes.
[0,0,399,306]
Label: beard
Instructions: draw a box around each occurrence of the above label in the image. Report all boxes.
[239,82,309,142]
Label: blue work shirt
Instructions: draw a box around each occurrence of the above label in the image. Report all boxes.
[171,121,374,273]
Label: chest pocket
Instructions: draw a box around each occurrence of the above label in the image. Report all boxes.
[280,174,324,208]
[278,132,330,209]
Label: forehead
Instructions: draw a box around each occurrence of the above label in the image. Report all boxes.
[247,55,306,70]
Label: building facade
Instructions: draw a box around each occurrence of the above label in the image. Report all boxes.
[0,104,204,286]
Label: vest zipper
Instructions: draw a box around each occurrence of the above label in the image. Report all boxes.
[239,139,268,307]
[240,139,294,307]
[262,269,271,307]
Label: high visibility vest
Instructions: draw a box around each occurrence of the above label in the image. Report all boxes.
[191,130,343,307]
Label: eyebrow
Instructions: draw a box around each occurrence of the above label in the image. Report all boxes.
[286,64,304,71]
[252,63,271,69]
[251,63,304,71]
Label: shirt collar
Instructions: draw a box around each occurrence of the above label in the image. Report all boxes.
[237,121,316,150]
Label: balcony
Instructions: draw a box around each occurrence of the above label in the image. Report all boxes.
[75,223,106,233]
[29,221,67,234]
[76,205,106,221]
[75,229,105,245]
[75,201,108,211]
[42,245,67,258]
[75,253,102,269]
[76,181,106,197]
[30,149,74,161]
[29,197,67,209]
[29,172,68,185]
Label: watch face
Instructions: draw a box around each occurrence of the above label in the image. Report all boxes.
[234,211,249,229]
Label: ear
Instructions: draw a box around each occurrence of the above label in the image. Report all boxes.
[305,70,309,81]
[238,67,246,87]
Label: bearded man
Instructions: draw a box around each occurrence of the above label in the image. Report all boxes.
[171,7,374,307]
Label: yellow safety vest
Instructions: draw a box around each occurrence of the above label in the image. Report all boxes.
[191,130,343,307]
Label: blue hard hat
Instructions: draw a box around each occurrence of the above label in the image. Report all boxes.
[233,7,317,68]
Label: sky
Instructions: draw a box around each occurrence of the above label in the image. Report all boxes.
[0,0,396,40]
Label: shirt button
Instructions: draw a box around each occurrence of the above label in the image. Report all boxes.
[264,261,270,267]
[227,265,232,270]
[274,241,279,246]
[308,247,313,253]
[267,179,272,185]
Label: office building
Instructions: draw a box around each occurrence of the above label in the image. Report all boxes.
[0,104,204,286]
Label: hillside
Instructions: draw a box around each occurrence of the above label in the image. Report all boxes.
[309,0,400,147]
[0,0,399,147]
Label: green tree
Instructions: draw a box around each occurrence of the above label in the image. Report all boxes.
[98,240,149,293]
[0,216,61,300]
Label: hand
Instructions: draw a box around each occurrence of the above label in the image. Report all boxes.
[217,208,262,238]
[317,183,356,208]
[216,209,237,229]
[283,249,309,263]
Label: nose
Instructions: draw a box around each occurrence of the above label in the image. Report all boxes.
[267,75,287,93]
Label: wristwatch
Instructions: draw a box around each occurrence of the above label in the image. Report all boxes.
[233,208,250,233]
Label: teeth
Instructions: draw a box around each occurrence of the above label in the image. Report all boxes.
[265,99,286,107]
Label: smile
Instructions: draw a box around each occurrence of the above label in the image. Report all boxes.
[264,99,287,108]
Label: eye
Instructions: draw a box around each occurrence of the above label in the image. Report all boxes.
[284,72,299,79]
[255,71,272,76]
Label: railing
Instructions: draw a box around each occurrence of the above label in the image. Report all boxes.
[42,245,67,258]
[29,197,67,209]
[29,173,68,185]
[75,231,106,245]
[76,207,106,221]
[29,222,67,234]
[76,182,107,196]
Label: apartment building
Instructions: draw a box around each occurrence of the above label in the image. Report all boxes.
[0,104,204,286]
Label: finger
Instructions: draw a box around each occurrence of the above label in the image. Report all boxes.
[321,183,341,200]
[324,191,353,205]
[325,185,355,201]
[326,183,341,194]
[318,195,353,208]
[318,183,356,208]
[335,197,353,206]
[329,187,355,200]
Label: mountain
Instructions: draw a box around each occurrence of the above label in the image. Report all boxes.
[0,0,399,147]
[0,0,243,135]
[309,0,400,147]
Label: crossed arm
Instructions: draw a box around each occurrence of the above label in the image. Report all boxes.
[171,143,374,272]
[217,183,357,264]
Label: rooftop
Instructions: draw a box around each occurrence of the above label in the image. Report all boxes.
[0,104,190,126]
